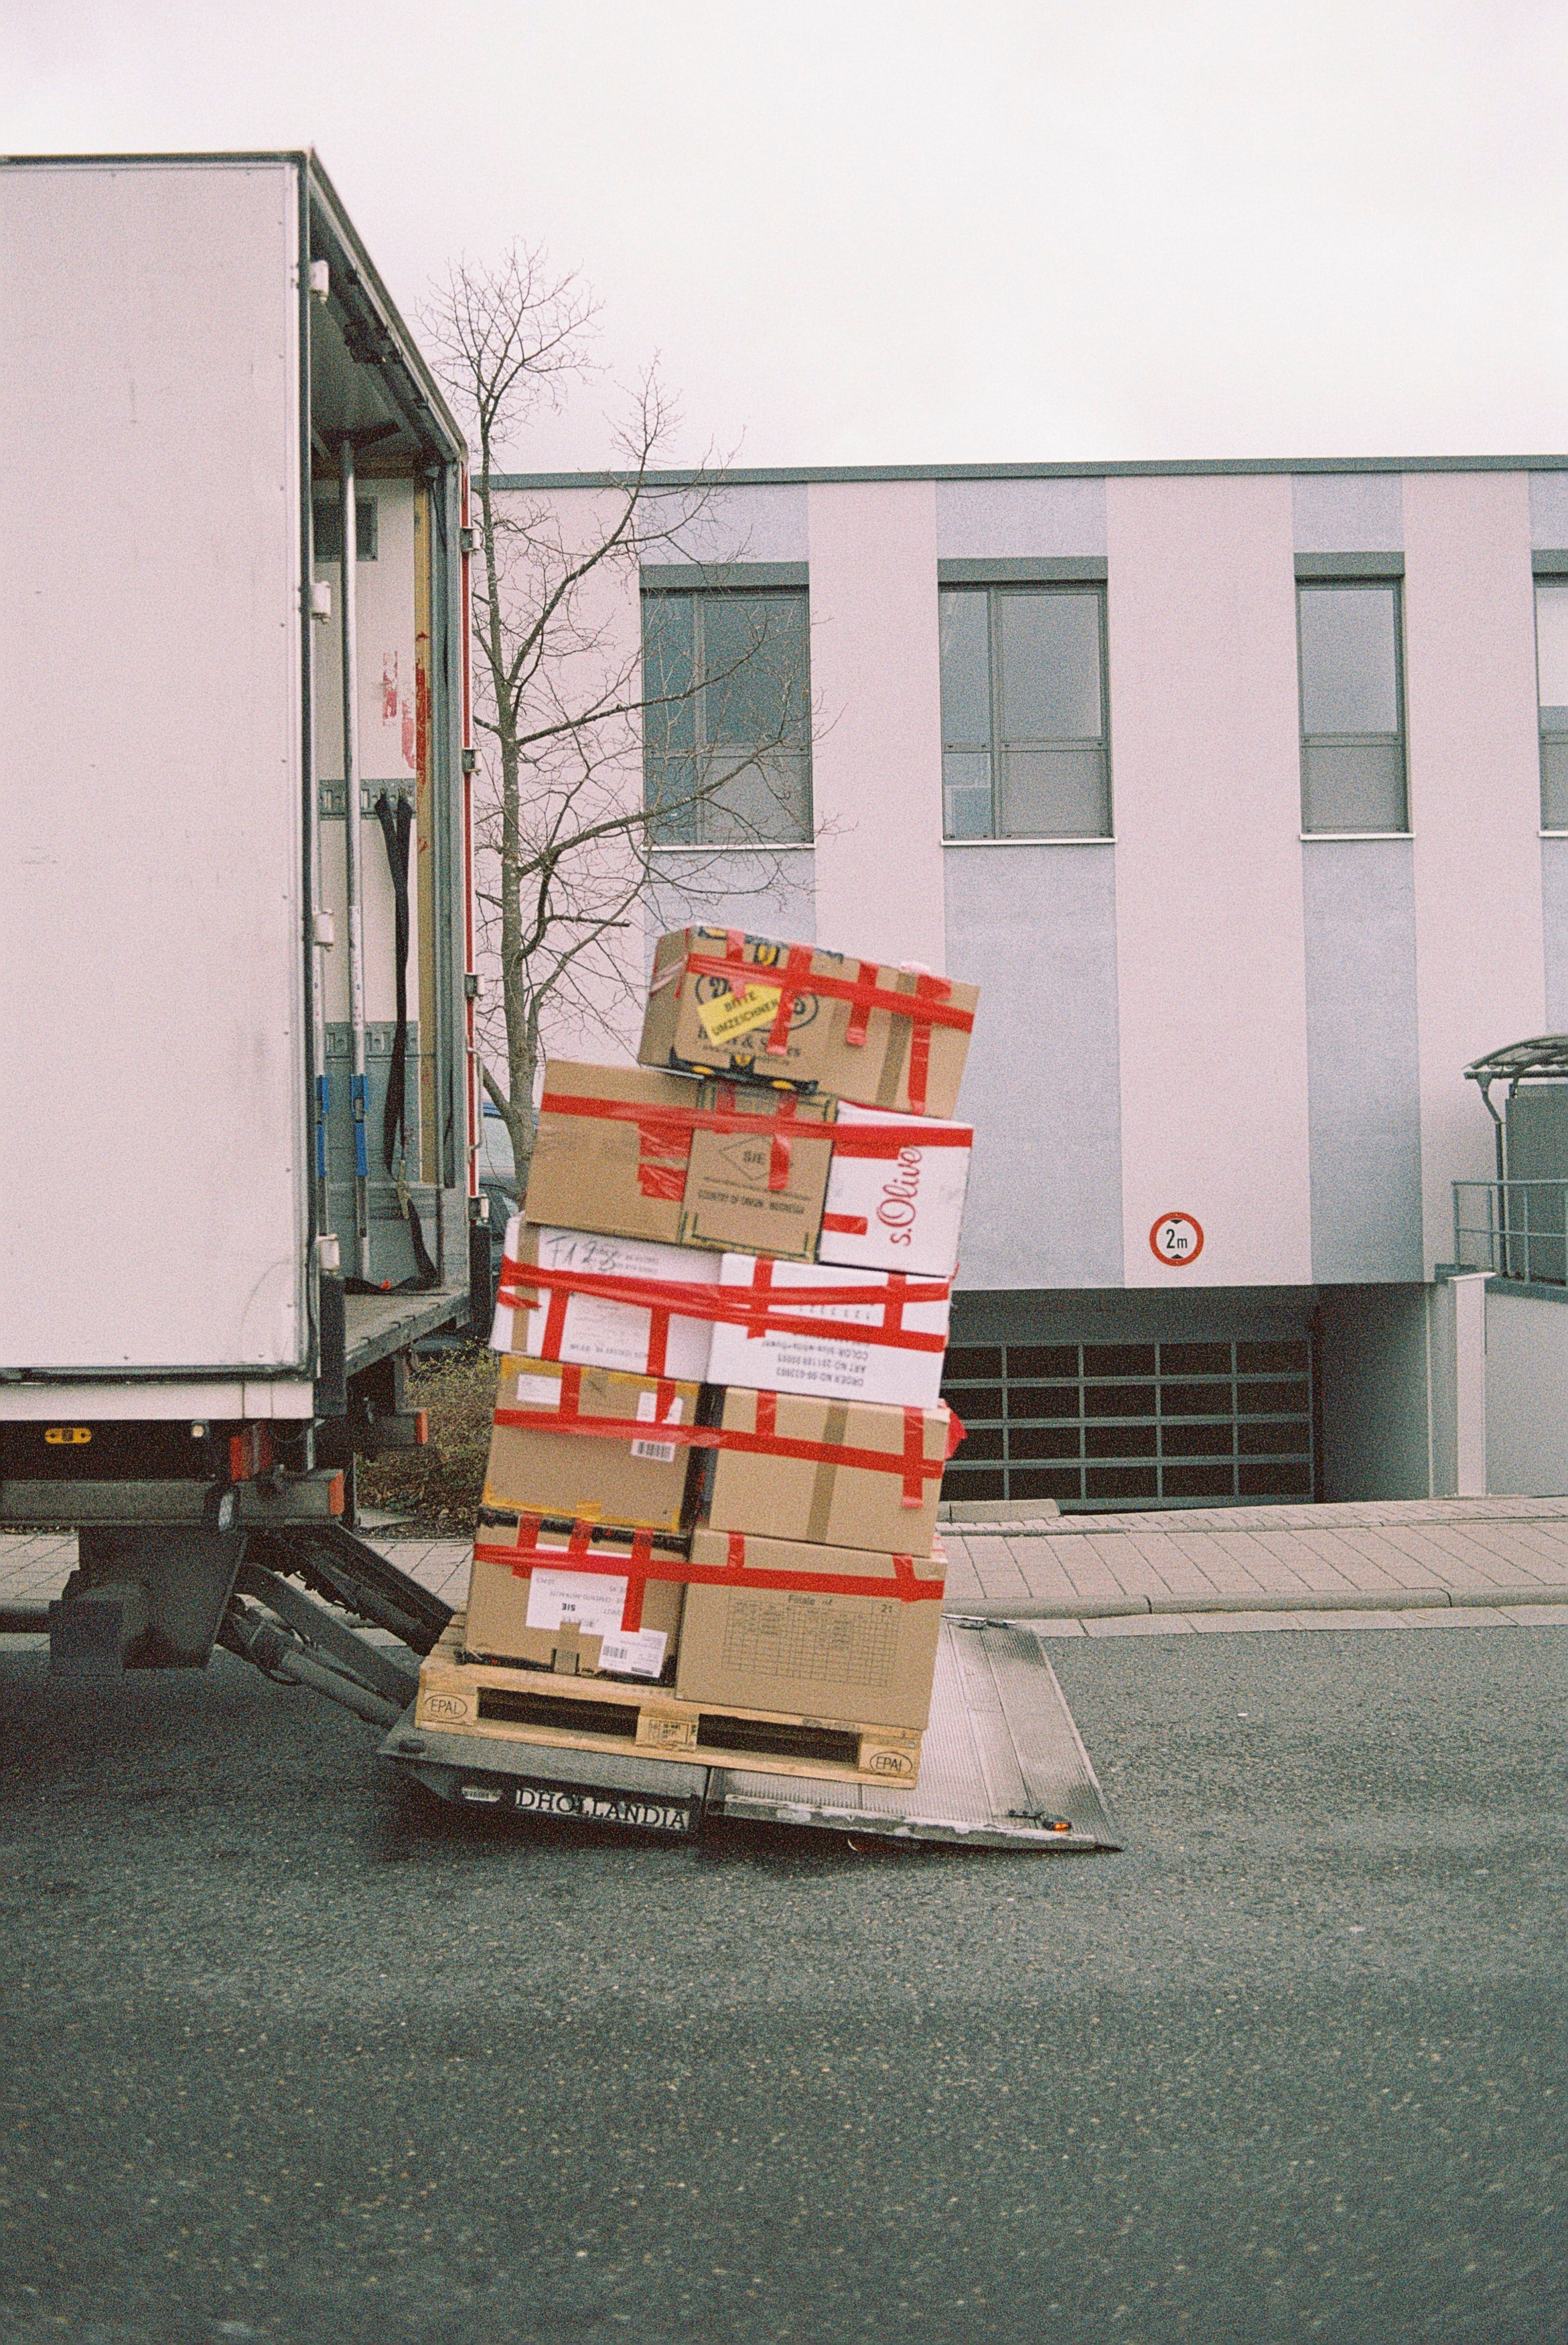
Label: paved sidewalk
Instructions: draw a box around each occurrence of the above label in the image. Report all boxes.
[7,1497,1568,1631]
[939,1495,1568,1621]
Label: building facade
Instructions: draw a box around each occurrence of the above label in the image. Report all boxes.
[496,458,1568,1510]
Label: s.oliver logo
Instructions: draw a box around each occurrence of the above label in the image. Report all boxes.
[875,1146,924,1246]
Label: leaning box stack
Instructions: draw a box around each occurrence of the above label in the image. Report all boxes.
[415,927,980,1788]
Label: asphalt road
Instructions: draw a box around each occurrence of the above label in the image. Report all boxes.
[1,1623,1565,2345]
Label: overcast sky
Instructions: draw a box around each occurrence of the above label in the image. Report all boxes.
[5,0,1567,471]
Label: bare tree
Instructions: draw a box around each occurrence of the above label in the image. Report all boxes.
[421,246,812,1205]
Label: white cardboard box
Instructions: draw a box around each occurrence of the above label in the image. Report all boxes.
[706,1253,950,1409]
[492,1217,717,1381]
[818,1101,972,1278]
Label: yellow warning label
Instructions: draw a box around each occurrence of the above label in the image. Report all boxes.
[694,982,783,1047]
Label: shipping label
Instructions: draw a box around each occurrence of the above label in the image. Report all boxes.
[694,982,783,1047]
[524,1567,630,1636]
[630,1388,683,1463]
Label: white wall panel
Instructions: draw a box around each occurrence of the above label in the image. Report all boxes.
[806,482,946,969]
[1486,1288,1568,1495]
[1404,472,1545,1274]
[1107,474,1313,1286]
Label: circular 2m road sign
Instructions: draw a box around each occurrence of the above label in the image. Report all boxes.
[1150,1211,1204,1266]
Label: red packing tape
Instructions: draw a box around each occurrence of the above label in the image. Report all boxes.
[475,1518,945,1603]
[683,949,973,1114]
[684,951,974,1035]
[498,1252,952,1356]
[539,1087,971,1157]
[490,1395,949,1498]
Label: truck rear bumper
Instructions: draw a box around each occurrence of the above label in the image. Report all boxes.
[0,1471,345,1528]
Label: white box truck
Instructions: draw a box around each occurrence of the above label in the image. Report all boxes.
[0,151,1117,1851]
[0,151,482,1697]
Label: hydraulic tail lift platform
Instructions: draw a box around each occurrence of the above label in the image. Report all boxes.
[377,1615,1121,1852]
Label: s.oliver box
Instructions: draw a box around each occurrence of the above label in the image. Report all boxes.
[816,1102,971,1280]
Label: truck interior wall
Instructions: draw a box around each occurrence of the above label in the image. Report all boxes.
[1315,1283,1433,1501]
[1,159,310,1375]
[435,464,472,1215]
[310,474,431,1280]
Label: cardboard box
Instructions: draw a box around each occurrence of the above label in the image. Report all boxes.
[675,1528,946,1729]
[816,1101,973,1279]
[465,1526,685,1680]
[524,1059,706,1246]
[483,1356,701,1534]
[676,1088,834,1261]
[640,927,979,1120]
[492,1218,719,1380]
[705,1253,950,1410]
[699,1388,949,1557]
[524,1058,835,1259]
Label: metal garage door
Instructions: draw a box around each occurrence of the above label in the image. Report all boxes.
[940,1339,1315,1510]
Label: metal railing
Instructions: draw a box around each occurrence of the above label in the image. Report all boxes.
[1453,1179,1568,1286]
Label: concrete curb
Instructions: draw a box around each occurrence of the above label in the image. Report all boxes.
[941,1585,1568,1623]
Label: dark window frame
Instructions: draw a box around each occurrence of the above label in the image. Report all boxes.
[640,582,814,849]
[939,581,1113,842]
[1296,576,1409,835]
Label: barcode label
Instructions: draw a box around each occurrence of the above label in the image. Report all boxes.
[631,1388,681,1465]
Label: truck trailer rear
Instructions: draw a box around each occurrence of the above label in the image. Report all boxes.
[0,151,481,1691]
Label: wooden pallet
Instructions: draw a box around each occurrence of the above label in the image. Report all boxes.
[413,1617,923,1787]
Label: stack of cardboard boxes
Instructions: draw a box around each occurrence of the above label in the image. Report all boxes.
[429,925,980,1783]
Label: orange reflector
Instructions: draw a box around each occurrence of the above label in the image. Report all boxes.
[328,1471,344,1516]
[413,1410,429,1447]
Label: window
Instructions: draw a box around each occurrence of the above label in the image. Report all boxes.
[940,1339,1315,1509]
[940,585,1110,839]
[642,589,812,846]
[1535,581,1568,829]
[312,495,377,563]
[1297,581,1407,832]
